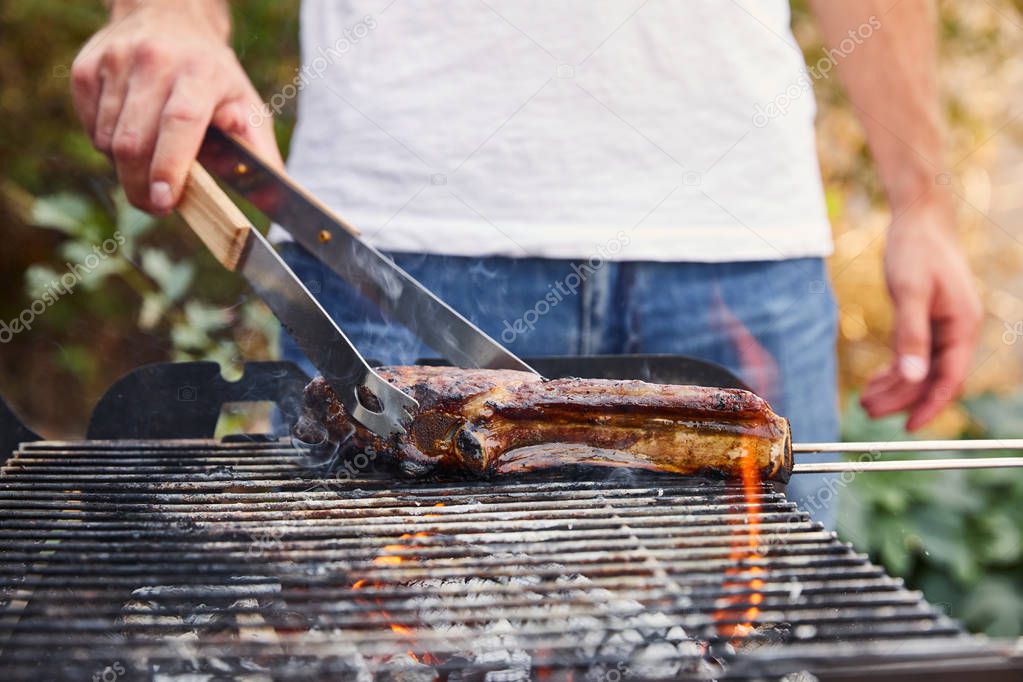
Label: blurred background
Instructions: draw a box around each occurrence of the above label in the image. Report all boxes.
[2,0,1022,636]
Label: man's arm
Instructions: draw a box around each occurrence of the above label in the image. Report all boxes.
[809,0,982,430]
[72,0,282,214]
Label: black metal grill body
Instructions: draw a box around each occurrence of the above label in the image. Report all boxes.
[1,440,1019,681]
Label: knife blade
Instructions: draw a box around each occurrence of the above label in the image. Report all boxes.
[197,127,539,375]
[177,162,418,440]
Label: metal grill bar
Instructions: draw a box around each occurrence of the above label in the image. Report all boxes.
[1,440,1018,681]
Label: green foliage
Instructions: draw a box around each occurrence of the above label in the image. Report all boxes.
[839,394,1023,636]
[1,0,298,433]
[25,187,278,380]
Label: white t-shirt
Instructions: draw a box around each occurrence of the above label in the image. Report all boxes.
[279,0,832,262]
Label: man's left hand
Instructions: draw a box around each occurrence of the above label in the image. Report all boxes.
[860,195,982,430]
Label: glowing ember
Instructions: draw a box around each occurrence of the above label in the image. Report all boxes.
[380,533,430,556]
[406,650,441,666]
[350,530,448,667]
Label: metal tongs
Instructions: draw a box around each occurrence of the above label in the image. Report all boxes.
[178,128,1023,474]
[177,128,537,441]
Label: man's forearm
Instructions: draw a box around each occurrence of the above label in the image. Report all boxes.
[813,0,982,428]
[104,0,231,41]
[810,0,942,210]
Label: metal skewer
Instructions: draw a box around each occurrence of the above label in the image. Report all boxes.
[794,438,1023,453]
[791,439,1023,473]
[794,457,1023,474]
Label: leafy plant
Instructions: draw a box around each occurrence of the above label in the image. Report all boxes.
[25,186,278,414]
[839,393,1023,636]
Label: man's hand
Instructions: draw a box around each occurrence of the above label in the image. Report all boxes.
[70,0,282,214]
[860,195,982,430]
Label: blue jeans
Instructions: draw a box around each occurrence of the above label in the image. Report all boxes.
[279,244,840,528]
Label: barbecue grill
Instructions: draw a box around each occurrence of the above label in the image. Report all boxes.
[2,360,1021,681]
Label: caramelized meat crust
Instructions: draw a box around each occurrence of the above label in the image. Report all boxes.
[296,366,792,481]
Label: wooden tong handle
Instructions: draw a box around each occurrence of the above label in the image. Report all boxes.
[177,162,252,271]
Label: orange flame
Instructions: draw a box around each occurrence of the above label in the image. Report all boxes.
[713,446,766,641]
[711,292,778,401]
[707,296,776,643]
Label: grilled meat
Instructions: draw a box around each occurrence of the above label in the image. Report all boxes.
[296,366,792,481]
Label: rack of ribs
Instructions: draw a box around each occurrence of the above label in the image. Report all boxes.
[295,366,792,481]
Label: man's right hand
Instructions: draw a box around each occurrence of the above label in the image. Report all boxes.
[71,0,283,214]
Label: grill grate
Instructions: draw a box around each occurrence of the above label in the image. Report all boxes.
[0,440,1017,680]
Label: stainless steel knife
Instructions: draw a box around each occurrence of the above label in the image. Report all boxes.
[197,127,538,375]
[177,163,418,439]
